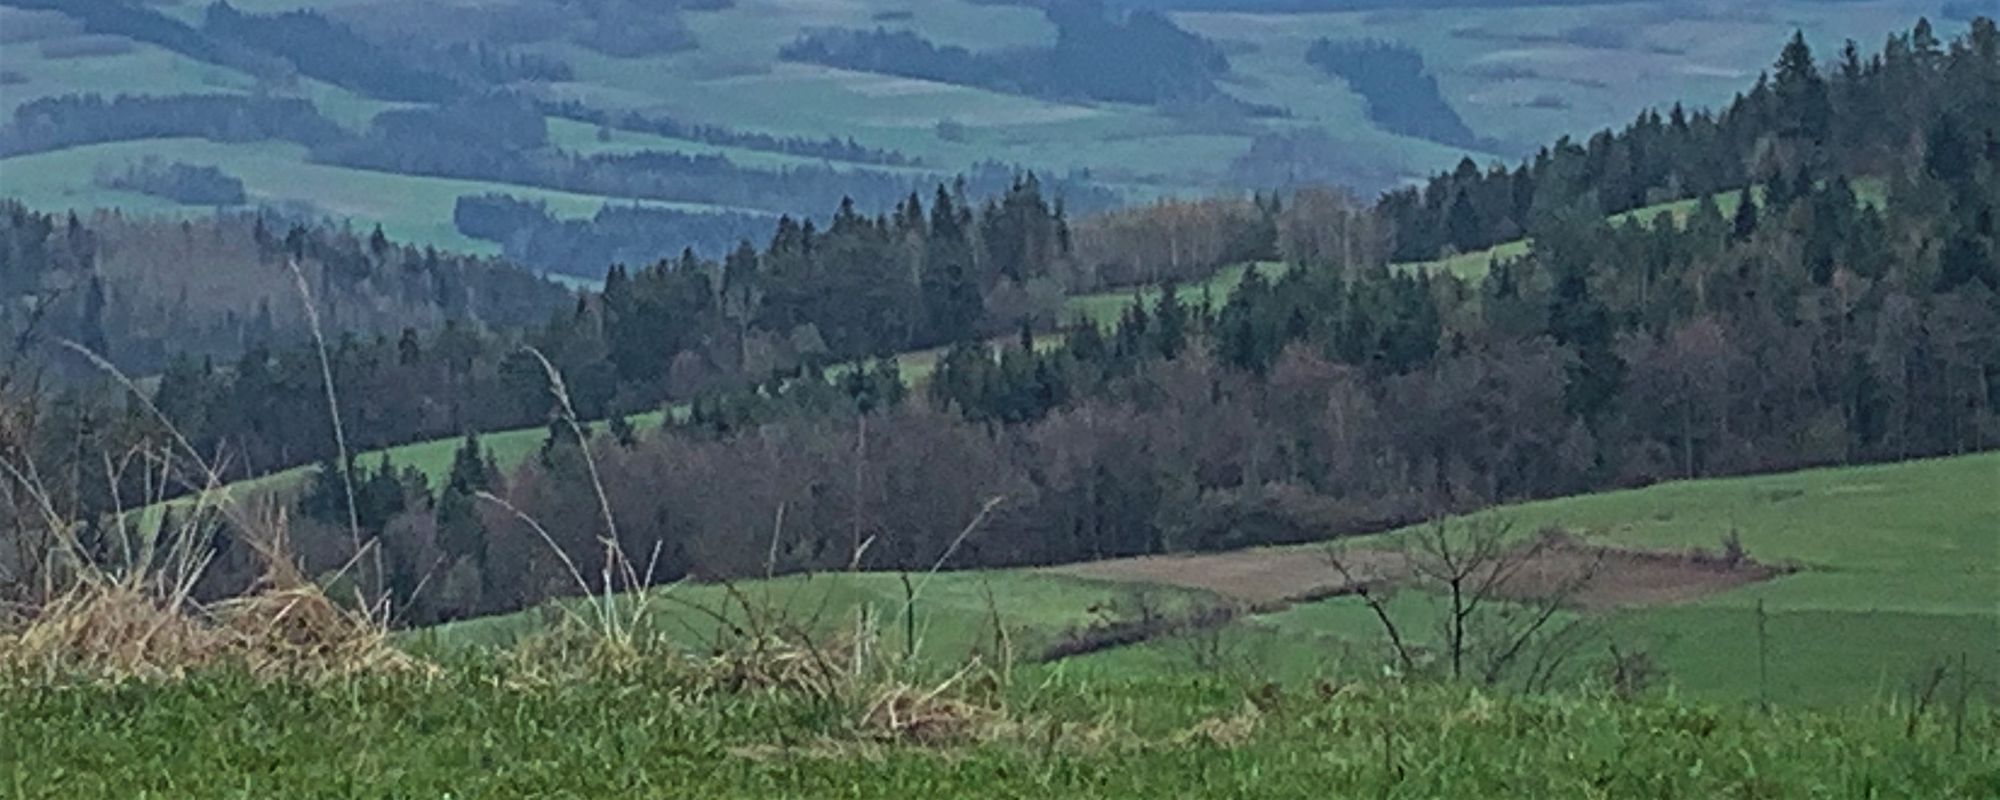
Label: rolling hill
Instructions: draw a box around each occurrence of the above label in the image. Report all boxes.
[0,0,1960,260]
[179,176,1867,504]
[425,450,2000,707]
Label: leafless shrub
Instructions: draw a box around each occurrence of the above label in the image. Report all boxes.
[1327,516,1603,688]
[1719,528,1746,567]
[1602,643,1663,699]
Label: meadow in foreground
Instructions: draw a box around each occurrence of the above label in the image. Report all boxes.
[4,657,1995,798]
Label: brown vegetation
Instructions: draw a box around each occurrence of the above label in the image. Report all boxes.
[0,515,423,683]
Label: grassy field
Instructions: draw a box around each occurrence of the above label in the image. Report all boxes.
[1063,452,2000,707]
[417,569,1207,664]
[3,668,1992,798]
[0,138,767,256]
[1064,261,1290,327]
[418,451,1997,709]
[0,33,259,117]
[20,455,2000,795]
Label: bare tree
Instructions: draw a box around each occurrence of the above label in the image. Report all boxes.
[1327,516,1602,688]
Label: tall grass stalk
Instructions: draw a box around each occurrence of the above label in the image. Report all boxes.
[284,259,369,602]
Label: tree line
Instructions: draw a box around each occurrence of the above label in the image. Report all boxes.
[202,2,463,102]
[538,100,917,168]
[0,202,575,379]
[782,0,1275,111]
[95,158,247,206]
[0,93,343,158]
[9,176,1095,500]
[453,195,777,274]
[1376,19,1997,262]
[443,159,1118,278]
[1305,38,1481,149]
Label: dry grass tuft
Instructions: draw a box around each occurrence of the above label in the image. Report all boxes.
[1,336,423,684]
[215,589,429,681]
[704,632,861,697]
[859,674,1005,746]
[1179,703,1263,748]
[0,526,427,684]
[0,585,217,681]
[0,580,426,684]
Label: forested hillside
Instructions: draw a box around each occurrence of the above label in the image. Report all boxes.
[0,201,574,377]
[443,21,1993,623]
[3,174,1172,519]
[1305,39,1481,149]
[5,0,1942,259]
[6,10,2000,795]
[1377,20,1989,262]
[6,21,1969,626]
[0,18,1992,631]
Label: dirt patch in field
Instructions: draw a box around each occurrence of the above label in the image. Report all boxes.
[1048,537,1782,611]
[1490,543,1786,611]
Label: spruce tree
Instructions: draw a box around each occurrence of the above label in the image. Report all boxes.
[1152,283,1187,360]
[447,433,489,495]
[1774,31,1832,144]
[1731,186,1760,242]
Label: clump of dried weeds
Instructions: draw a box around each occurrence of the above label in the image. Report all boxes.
[0,520,428,683]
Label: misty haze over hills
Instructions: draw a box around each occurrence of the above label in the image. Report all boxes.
[0,0,1969,274]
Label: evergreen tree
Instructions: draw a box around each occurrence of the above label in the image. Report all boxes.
[299,455,352,525]
[1153,282,1189,360]
[1731,186,1760,242]
[1774,31,1833,145]
[1445,188,1482,254]
[1545,250,1623,420]
[921,187,983,344]
[446,432,492,495]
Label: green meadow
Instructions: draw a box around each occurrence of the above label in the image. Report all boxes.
[1064,452,2000,707]
[0,139,765,255]
[5,670,1990,797]
[415,450,1998,709]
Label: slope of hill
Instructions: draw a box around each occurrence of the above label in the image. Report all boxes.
[1059,452,2000,706]
[0,0,1961,255]
[427,451,2000,706]
[0,199,576,378]
[174,172,1855,502]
